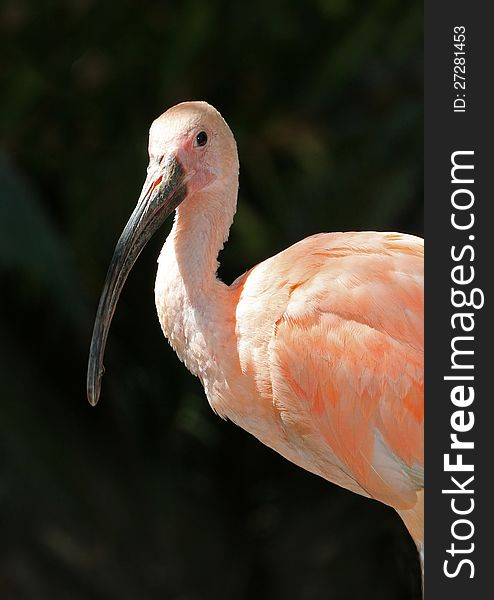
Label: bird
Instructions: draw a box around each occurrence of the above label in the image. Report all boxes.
[87,101,424,582]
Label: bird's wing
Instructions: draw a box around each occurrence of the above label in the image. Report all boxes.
[236,232,423,508]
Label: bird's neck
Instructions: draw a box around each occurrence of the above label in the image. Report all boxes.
[172,175,238,294]
[154,174,238,378]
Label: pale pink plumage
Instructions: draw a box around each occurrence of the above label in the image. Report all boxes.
[152,103,424,552]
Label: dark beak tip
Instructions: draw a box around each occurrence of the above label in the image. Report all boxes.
[86,374,102,407]
[88,393,99,407]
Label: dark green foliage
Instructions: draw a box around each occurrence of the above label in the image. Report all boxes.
[0,0,422,598]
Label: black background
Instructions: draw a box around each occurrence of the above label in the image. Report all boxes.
[0,1,424,598]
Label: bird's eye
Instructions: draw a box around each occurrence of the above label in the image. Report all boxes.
[195,131,208,147]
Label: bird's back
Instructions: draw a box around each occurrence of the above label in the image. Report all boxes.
[230,231,423,541]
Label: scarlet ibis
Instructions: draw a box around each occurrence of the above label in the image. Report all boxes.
[87,101,424,580]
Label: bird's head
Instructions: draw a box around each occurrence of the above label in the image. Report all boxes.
[87,101,237,406]
[148,101,238,199]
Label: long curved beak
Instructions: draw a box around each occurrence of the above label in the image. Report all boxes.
[87,155,187,406]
